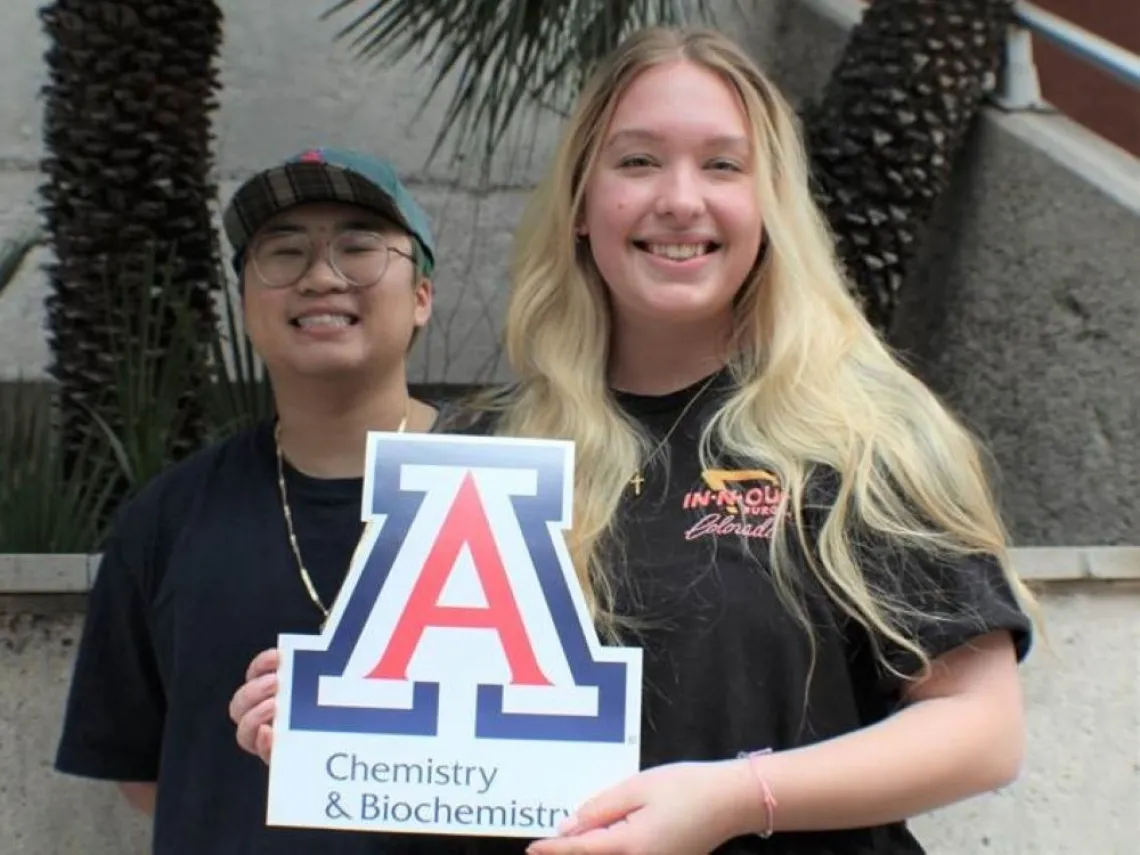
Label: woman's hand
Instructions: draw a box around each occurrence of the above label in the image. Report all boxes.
[526,760,756,855]
[228,647,280,765]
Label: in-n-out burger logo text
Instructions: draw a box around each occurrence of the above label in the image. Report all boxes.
[681,469,784,541]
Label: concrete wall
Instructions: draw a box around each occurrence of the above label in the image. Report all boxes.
[891,110,1140,547]
[3,568,1137,855]
[1,0,1137,852]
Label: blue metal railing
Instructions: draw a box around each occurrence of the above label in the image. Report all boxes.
[1015,2,1140,91]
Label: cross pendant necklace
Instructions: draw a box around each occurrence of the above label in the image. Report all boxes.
[629,471,645,495]
[627,373,718,497]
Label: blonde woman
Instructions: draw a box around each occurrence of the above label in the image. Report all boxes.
[230,27,1035,855]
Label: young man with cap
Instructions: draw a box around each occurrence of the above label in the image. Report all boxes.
[55,148,451,854]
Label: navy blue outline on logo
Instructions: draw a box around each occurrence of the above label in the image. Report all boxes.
[289,437,630,743]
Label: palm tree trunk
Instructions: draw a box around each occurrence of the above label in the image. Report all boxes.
[38,0,225,467]
[802,0,1015,333]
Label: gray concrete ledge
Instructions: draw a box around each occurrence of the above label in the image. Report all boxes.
[0,554,98,593]
[0,546,1136,593]
[994,109,1140,216]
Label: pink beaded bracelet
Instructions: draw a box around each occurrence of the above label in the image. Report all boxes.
[737,748,777,839]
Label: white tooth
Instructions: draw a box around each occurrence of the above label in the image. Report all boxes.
[647,243,706,260]
[297,314,352,328]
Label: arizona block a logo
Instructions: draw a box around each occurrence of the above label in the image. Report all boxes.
[266,433,644,839]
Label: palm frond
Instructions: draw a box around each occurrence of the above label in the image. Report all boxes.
[84,245,209,492]
[0,225,42,299]
[321,0,721,175]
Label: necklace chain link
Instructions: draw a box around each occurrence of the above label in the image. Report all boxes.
[275,408,408,626]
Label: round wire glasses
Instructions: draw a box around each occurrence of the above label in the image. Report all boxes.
[248,230,416,289]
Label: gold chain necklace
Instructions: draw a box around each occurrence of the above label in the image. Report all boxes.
[275,408,408,626]
[628,373,718,496]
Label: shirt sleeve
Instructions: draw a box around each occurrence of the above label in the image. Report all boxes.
[54,515,166,782]
[851,534,1034,691]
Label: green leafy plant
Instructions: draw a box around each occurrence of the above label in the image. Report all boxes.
[0,248,275,554]
[81,247,212,492]
[0,231,118,553]
[0,381,118,553]
[203,282,275,441]
[84,248,276,494]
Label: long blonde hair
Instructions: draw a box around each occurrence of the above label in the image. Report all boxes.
[481,26,1036,679]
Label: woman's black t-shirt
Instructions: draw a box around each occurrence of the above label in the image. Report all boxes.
[427,371,1032,855]
[575,372,1032,854]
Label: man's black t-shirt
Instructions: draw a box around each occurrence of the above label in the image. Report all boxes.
[56,417,439,854]
[56,376,1032,855]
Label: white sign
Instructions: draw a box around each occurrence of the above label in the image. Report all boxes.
[267,433,644,839]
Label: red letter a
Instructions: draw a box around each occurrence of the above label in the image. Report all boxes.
[366,473,551,686]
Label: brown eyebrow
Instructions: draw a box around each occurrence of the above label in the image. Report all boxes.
[605,128,750,153]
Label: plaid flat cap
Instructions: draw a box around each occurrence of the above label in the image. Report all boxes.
[222,147,436,276]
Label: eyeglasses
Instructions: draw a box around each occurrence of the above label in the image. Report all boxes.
[248,230,415,290]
